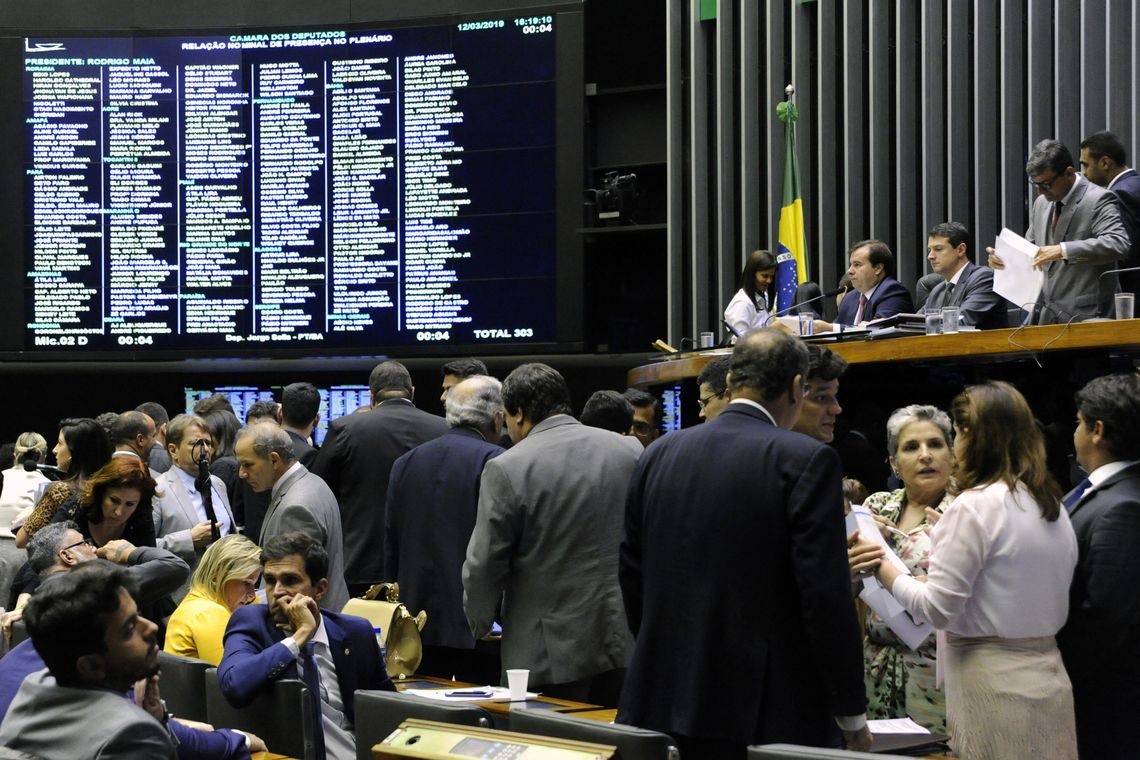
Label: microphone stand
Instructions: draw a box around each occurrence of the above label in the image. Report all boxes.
[194,442,220,542]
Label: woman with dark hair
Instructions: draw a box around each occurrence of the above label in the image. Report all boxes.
[75,457,158,548]
[201,408,241,505]
[851,381,1078,759]
[15,418,112,548]
[723,249,777,337]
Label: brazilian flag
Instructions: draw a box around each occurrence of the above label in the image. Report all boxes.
[775,97,808,313]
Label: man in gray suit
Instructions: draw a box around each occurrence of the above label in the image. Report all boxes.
[236,422,349,612]
[988,139,1129,324]
[0,561,178,758]
[463,363,639,705]
[152,414,236,598]
[920,221,1008,329]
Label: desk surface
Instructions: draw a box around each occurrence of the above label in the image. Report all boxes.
[628,319,1140,387]
[393,675,602,719]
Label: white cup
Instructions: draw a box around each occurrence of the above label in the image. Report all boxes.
[1116,292,1135,320]
[699,331,715,348]
[924,311,941,335]
[941,306,960,334]
[506,668,529,701]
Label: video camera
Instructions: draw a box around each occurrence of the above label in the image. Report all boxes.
[584,171,639,225]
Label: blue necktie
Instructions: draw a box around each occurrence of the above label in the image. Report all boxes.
[300,641,327,759]
[1064,478,1091,512]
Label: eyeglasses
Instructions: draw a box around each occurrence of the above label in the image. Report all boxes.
[62,537,95,552]
[697,392,723,410]
[1029,173,1062,190]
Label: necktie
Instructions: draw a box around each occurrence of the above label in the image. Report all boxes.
[945,282,955,300]
[1051,201,1063,239]
[300,642,327,759]
[1063,477,1091,512]
[856,293,868,323]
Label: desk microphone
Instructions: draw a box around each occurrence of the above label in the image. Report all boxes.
[767,286,848,322]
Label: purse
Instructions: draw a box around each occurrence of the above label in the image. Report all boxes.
[341,582,427,677]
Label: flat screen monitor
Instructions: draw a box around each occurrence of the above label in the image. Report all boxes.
[1,8,582,359]
[184,383,369,445]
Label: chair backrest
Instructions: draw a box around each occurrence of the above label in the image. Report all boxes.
[913,272,945,310]
[509,709,678,760]
[158,651,211,723]
[204,667,319,760]
[8,621,29,648]
[0,746,45,760]
[353,690,493,760]
[748,745,909,759]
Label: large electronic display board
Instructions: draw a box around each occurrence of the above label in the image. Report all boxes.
[11,12,578,358]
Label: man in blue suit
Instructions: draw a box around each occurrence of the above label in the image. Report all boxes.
[919,221,1008,329]
[1080,130,1140,298]
[822,240,914,328]
[219,533,395,760]
[385,375,505,684]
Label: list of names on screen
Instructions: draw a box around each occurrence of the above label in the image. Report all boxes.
[24,18,557,352]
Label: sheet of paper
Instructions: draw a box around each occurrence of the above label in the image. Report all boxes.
[992,227,1044,309]
[845,506,910,576]
[868,717,931,735]
[403,687,537,702]
[859,578,934,651]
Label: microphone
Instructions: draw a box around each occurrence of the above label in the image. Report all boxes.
[721,318,741,339]
[193,441,220,542]
[769,286,848,321]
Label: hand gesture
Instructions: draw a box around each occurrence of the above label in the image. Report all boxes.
[134,673,164,723]
[283,593,320,645]
[847,531,884,577]
[190,521,218,550]
[97,539,137,564]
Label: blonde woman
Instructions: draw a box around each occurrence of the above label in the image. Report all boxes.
[165,534,261,664]
[1,432,50,512]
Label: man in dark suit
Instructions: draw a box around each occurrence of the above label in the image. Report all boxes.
[220,533,395,760]
[825,240,914,327]
[312,361,448,594]
[1057,373,1140,760]
[1080,130,1140,297]
[235,422,349,612]
[919,221,1008,329]
[618,329,869,759]
[385,375,505,683]
[988,139,1128,323]
[278,382,320,467]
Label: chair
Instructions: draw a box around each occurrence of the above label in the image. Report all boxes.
[748,745,910,759]
[509,709,679,760]
[204,667,319,760]
[354,690,493,760]
[0,748,44,760]
[913,272,944,310]
[8,621,29,648]
[157,651,211,722]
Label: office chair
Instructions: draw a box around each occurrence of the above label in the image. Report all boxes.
[354,690,493,760]
[157,651,211,722]
[510,708,679,760]
[204,668,319,760]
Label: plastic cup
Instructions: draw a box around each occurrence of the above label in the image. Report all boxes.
[924,311,941,335]
[699,331,715,348]
[1116,293,1135,320]
[506,669,529,701]
[798,313,814,336]
[941,306,960,333]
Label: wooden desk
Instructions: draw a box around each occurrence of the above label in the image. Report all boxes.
[627,319,1140,387]
[393,674,602,719]
[566,708,618,723]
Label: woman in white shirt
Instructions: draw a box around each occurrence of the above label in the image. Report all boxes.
[0,432,50,512]
[723,249,777,338]
[851,381,1078,760]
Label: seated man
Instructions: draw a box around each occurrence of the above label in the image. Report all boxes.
[920,221,1008,329]
[818,240,914,329]
[0,561,261,760]
[219,532,395,760]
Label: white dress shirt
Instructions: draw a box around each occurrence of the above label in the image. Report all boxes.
[892,480,1077,637]
[171,466,232,536]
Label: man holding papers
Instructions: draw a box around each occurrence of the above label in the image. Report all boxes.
[987,139,1128,324]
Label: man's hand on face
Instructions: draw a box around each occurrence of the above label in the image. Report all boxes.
[281,593,320,646]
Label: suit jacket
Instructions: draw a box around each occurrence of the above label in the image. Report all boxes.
[1056,462,1140,759]
[286,430,319,468]
[920,261,1009,329]
[0,668,177,759]
[463,416,638,686]
[617,403,865,747]
[385,426,504,649]
[0,643,249,760]
[152,467,236,561]
[1109,168,1140,295]
[260,464,349,612]
[835,276,914,325]
[1027,177,1129,323]
[218,604,395,727]
[311,398,448,586]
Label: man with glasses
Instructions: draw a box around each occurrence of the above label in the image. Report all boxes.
[695,356,731,422]
[987,138,1128,324]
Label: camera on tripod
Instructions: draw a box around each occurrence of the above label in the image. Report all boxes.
[584,171,638,226]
